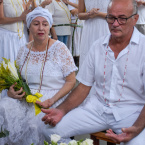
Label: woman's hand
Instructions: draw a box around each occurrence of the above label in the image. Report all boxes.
[87,8,100,19]
[36,98,55,108]
[62,0,69,4]
[40,0,52,8]
[7,83,25,100]
[136,0,144,6]
[20,9,30,23]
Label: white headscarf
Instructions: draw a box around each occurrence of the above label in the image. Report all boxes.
[26,6,53,28]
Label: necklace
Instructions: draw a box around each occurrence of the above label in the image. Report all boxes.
[56,0,71,23]
[10,0,24,39]
[20,39,50,93]
[103,45,130,106]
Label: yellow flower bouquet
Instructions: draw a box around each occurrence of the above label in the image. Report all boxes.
[0,58,42,115]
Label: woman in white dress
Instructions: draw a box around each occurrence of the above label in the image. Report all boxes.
[64,0,84,67]
[0,0,29,62]
[0,7,77,145]
[78,0,110,67]
[45,0,71,45]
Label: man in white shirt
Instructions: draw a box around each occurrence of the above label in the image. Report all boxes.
[136,0,145,35]
[38,0,145,144]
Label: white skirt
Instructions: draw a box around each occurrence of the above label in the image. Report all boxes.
[67,19,84,56]
[0,26,28,62]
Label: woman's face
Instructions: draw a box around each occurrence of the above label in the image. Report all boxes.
[29,16,50,41]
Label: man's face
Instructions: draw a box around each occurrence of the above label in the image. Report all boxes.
[107,0,138,39]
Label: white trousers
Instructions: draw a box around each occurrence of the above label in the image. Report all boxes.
[43,104,145,145]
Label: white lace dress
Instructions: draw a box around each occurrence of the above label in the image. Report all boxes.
[0,40,77,145]
[79,0,110,66]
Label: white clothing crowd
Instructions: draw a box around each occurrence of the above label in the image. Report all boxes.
[0,0,145,145]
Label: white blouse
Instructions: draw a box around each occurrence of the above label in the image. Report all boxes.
[0,0,24,33]
[45,0,71,36]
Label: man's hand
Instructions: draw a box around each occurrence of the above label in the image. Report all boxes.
[41,108,65,126]
[106,126,139,143]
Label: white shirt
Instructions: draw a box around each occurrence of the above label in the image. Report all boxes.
[76,27,145,121]
[45,0,71,35]
[0,0,24,33]
[136,4,145,24]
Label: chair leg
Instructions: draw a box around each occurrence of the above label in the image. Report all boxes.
[91,135,99,145]
[107,142,116,145]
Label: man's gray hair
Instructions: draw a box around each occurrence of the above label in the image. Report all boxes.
[108,0,138,14]
[132,0,138,14]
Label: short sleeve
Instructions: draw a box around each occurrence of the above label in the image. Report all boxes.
[76,42,96,86]
[55,42,78,77]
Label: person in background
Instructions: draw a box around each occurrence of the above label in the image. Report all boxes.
[0,0,29,62]
[135,0,145,35]
[45,0,71,45]
[78,0,110,67]
[63,0,84,67]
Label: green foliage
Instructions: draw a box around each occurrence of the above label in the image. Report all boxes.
[0,126,9,138]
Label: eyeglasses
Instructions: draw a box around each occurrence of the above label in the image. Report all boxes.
[105,13,137,25]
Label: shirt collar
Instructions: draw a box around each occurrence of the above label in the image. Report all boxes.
[102,26,140,49]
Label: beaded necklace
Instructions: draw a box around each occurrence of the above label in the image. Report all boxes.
[56,0,71,22]
[103,44,130,106]
[20,39,50,93]
[10,0,24,39]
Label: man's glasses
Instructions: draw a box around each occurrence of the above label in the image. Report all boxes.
[105,13,137,25]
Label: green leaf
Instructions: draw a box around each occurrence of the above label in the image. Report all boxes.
[44,140,49,145]
[0,126,9,138]
[22,81,32,97]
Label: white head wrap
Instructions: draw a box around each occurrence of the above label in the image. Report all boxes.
[26,7,53,28]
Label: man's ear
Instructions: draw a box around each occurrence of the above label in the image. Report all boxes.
[134,14,139,26]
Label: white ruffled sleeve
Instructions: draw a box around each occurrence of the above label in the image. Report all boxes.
[55,42,78,77]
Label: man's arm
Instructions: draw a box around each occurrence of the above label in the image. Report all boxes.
[41,83,91,126]
[106,105,145,143]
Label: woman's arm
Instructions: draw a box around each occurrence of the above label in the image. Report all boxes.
[40,0,52,8]
[36,72,76,108]
[78,0,107,20]
[63,0,78,8]
[0,1,29,24]
[50,27,58,40]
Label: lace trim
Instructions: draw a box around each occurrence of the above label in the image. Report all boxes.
[17,40,77,78]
